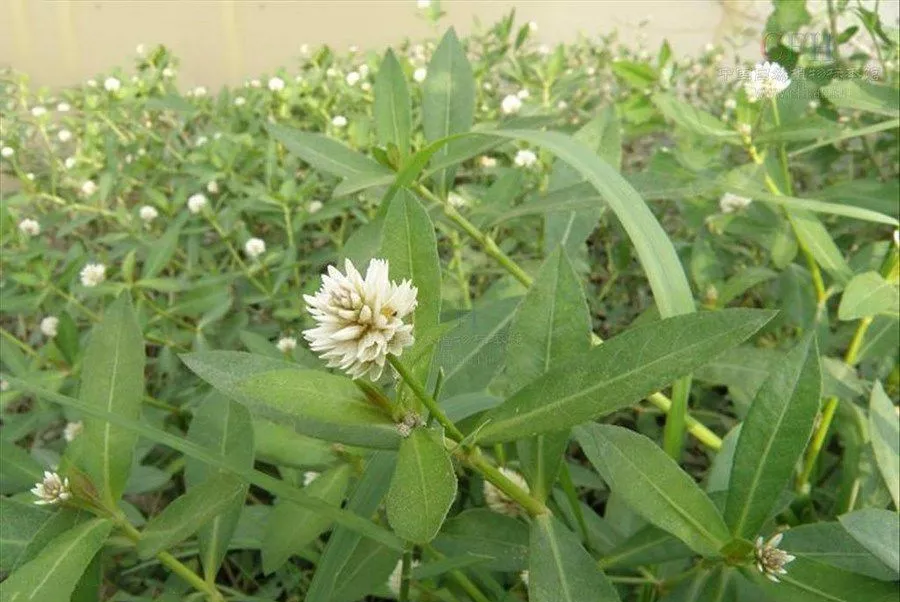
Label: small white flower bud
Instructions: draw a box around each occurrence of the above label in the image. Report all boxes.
[80,263,107,287]
[187,193,208,214]
[18,218,40,237]
[31,471,71,505]
[40,316,59,338]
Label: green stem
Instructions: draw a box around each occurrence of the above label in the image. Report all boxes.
[399,548,413,602]
[388,354,464,440]
[205,215,270,297]
[0,327,38,358]
[117,519,223,602]
[49,285,101,321]
[424,546,493,602]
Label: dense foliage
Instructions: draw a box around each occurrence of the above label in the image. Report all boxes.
[1,1,898,601]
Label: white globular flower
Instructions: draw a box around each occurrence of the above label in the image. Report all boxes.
[57,102,71,112]
[448,192,468,208]
[413,67,427,83]
[187,193,208,214]
[308,200,324,214]
[808,100,820,111]
[233,96,246,107]
[744,61,791,102]
[501,94,523,115]
[104,77,121,92]
[521,570,530,586]
[161,67,175,79]
[719,192,753,214]
[81,180,98,196]
[18,218,41,237]
[0,379,8,392]
[244,237,266,259]
[193,86,208,97]
[206,180,219,194]
[345,71,361,86]
[737,123,752,138]
[86,79,97,88]
[303,259,418,380]
[80,263,107,287]
[484,467,529,516]
[479,156,497,168]
[276,336,297,353]
[2,146,15,158]
[755,532,795,582]
[514,149,538,168]
[57,129,73,142]
[40,316,59,338]
[331,115,348,128]
[31,106,47,118]
[268,76,285,92]
[63,421,84,442]
[387,558,421,596]
[31,471,71,505]
[724,98,737,111]
[527,20,538,32]
[139,205,159,223]
[517,88,530,100]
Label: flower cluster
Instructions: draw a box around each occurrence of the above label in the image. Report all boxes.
[483,467,529,517]
[754,532,795,582]
[31,471,71,505]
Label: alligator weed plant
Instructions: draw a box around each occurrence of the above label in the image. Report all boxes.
[1,2,899,601]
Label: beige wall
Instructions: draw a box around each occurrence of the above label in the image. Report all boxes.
[0,0,893,90]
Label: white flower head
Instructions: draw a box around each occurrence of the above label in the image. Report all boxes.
[40,316,59,338]
[80,263,107,287]
[206,180,219,194]
[136,43,146,56]
[501,94,523,115]
[302,471,320,486]
[18,218,40,237]
[308,200,324,214]
[413,67,427,83]
[724,98,737,111]
[484,467,529,516]
[737,123,752,137]
[193,86,208,97]
[361,82,372,92]
[187,193,208,214]
[268,76,285,92]
[104,77,121,92]
[346,71,361,86]
[521,570,530,586]
[2,146,15,158]
[448,192,468,208]
[755,532,795,582]
[719,192,753,214]
[31,471,71,505]
[63,421,84,442]
[86,79,97,88]
[57,129,73,143]
[527,20,538,32]
[81,180,98,196]
[139,205,159,222]
[808,99,820,111]
[557,100,568,110]
[387,558,421,596]
[0,379,8,392]
[233,96,246,107]
[161,67,175,78]
[514,149,538,168]
[64,157,76,169]
[516,88,530,100]
[31,106,47,118]
[744,61,791,102]
[276,336,297,353]
[303,259,417,380]
[479,155,497,168]
[332,115,348,128]
[57,102,71,112]
[244,237,266,259]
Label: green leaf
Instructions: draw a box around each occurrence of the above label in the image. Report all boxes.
[181,351,299,406]
[479,309,774,442]
[373,49,412,158]
[782,522,897,581]
[433,509,529,572]
[868,381,900,508]
[598,524,693,570]
[253,419,337,469]
[143,216,184,279]
[653,93,741,141]
[138,473,245,558]
[504,248,591,500]
[0,440,43,494]
[262,464,352,574]
[787,210,853,285]
[386,428,457,543]
[423,28,475,193]
[0,498,52,571]
[77,293,145,507]
[724,333,821,539]
[185,395,254,580]
[839,509,900,576]
[529,514,621,602]
[237,369,401,449]
[576,424,730,556]
[0,518,113,602]
[821,80,900,117]
[268,124,391,180]
[745,556,899,602]
[838,272,900,320]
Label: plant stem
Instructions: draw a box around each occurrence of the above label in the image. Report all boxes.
[414,184,723,451]
[388,354,464,440]
[399,548,412,602]
[117,519,223,602]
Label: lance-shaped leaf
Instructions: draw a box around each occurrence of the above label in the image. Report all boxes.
[433,509,529,572]
[423,28,475,193]
[724,333,821,539]
[529,514,621,602]
[0,440,43,495]
[869,381,900,508]
[576,424,730,556]
[185,395,254,581]
[138,473,246,558]
[744,556,899,602]
[478,309,775,443]
[781,521,897,581]
[0,498,53,571]
[503,248,591,500]
[839,272,900,321]
[0,518,113,602]
[262,464,352,574]
[839,509,900,576]
[386,428,457,543]
[77,294,145,507]
[373,49,412,158]
[237,369,401,449]
[268,124,391,180]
